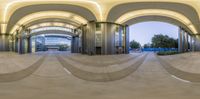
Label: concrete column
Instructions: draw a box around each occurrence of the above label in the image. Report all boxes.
[11,36,15,52]
[71,36,75,53]
[17,29,23,54]
[85,22,96,55]
[15,37,18,52]
[184,31,189,52]
[178,27,183,53]
[27,36,31,53]
[182,29,185,52]
[125,25,129,54]
[119,27,123,47]
[0,35,10,51]
[81,25,87,54]
[189,35,193,51]
[18,37,23,54]
[193,35,200,51]
[20,37,27,54]
[89,22,96,55]
[26,29,31,53]
[18,29,27,54]
[105,23,115,54]
[101,23,107,55]
[193,35,197,51]
[13,37,16,52]
[9,36,14,51]
[190,35,195,51]
[71,36,79,53]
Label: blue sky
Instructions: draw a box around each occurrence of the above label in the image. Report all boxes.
[129,21,178,46]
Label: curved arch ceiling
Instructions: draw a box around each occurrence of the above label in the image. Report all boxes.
[2,0,101,22]
[25,18,80,28]
[30,27,75,36]
[106,2,200,22]
[30,30,75,37]
[116,9,198,34]
[124,15,194,34]
[1,0,200,22]
[29,22,76,30]
[1,0,200,34]
[10,11,87,34]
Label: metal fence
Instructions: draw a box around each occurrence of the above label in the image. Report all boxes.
[141,48,178,52]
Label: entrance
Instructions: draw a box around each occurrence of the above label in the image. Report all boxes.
[31,34,71,53]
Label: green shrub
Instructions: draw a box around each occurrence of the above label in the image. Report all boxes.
[157,51,179,56]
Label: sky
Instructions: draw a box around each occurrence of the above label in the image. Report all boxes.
[129,21,178,46]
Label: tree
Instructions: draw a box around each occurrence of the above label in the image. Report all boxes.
[143,43,152,48]
[130,40,141,49]
[59,44,70,51]
[151,34,178,48]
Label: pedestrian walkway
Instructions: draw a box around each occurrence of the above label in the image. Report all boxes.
[0,52,200,99]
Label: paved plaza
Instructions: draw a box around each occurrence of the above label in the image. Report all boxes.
[0,52,200,99]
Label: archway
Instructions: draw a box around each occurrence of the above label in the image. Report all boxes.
[5,3,92,54]
[129,21,180,52]
[12,21,81,54]
[4,2,200,55]
[111,9,199,53]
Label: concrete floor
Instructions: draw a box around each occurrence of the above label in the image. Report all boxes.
[0,51,200,99]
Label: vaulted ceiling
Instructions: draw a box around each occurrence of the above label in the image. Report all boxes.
[1,0,200,34]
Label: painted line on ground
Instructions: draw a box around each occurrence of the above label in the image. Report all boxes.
[63,68,71,75]
[171,75,191,83]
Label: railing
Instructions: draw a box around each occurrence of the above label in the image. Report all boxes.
[142,48,178,52]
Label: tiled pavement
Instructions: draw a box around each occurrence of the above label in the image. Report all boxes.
[0,52,200,99]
